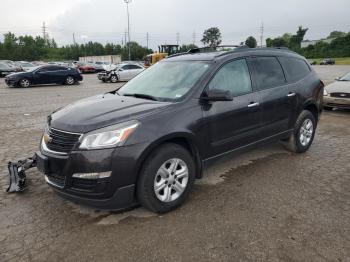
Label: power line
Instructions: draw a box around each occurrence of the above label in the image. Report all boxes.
[146,32,149,49]
[260,22,264,47]
[42,22,49,41]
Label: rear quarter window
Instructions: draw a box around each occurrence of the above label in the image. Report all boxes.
[278,57,311,83]
[250,56,286,91]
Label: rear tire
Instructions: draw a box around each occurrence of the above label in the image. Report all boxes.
[284,110,316,153]
[137,143,195,213]
[18,78,31,88]
[65,76,75,85]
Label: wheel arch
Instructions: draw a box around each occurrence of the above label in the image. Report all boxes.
[135,133,203,181]
[303,101,319,123]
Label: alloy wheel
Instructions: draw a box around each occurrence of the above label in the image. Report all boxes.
[299,119,313,146]
[66,76,75,85]
[20,79,30,88]
[154,158,189,202]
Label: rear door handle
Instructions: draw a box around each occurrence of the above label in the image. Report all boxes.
[287,93,296,97]
[248,102,260,108]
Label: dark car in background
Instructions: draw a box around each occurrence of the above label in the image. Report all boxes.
[5,65,83,87]
[35,47,323,213]
[0,62,17,77]
[320,58,335,65]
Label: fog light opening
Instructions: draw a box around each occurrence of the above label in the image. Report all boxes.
[72,172,111,179]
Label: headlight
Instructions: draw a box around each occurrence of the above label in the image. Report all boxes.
[79,121,139,150]
[323,89,328,96]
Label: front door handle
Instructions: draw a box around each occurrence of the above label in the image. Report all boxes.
[287,93,296,97]
[248,102,260,108]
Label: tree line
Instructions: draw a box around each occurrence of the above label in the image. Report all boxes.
[0,32,153,61]
[266,27,350,58]
[1,27,349,61]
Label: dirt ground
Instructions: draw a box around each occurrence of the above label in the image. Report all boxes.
[0,66,349,262]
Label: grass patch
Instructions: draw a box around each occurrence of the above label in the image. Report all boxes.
[310,57,350,65]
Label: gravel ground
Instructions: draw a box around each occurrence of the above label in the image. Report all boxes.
[0,66,349,262]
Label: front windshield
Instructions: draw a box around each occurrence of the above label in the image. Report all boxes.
[339,72,350,81]
[118,61,210,101]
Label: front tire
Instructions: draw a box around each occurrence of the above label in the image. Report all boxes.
[110,75,118,83]
[19,78,31,88]
[284,110,316,153]
[137,143,195,213]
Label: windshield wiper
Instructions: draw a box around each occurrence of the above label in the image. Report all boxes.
[123,93,158,101]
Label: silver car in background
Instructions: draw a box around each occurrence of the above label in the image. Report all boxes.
[323,72,350,110]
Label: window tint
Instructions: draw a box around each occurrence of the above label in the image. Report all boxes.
[208,59,252,96]
[250,57,286,90]
[122,65,131,70]
[279,57,311,83]
[129,65,142,69]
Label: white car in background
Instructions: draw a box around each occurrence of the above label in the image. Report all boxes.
[15,61,37,71]
[116,63,145,81]
[98,62,145,82]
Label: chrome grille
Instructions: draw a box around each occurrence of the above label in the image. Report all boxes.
[46,128,81,153]
[330,92,350,98]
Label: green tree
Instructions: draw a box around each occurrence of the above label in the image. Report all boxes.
[327,31,347,39]
[289,26,308,50]
[201,27,222,47]
[245,36,257,48]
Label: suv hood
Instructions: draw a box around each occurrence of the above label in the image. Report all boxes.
[50,93,171,133]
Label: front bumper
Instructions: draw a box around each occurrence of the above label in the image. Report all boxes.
[324,96,350,109]
[5,77,17,86]
[36,142,148,210]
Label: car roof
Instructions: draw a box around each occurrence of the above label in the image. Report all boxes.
[165,47,304,62]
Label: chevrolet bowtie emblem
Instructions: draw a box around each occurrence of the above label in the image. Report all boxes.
[43,133,53,144]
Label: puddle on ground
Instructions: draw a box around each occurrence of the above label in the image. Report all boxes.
[97,208,156,225]
[198,144,289,186]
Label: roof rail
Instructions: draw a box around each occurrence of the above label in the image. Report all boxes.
[188,45,248,54]
[274,47,289,50]
[166,52,189,58]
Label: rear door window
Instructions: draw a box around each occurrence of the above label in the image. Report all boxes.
[250,57,286,91]
[208,59,252,97]
[278,57,311,83]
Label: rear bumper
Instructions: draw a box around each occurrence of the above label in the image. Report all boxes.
[324,96,350,108]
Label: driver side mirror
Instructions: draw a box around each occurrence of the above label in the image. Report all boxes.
[118,68,123,72]
[202,89,233,102]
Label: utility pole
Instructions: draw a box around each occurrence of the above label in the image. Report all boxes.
[192,31,196,45]
[73,33,76,45]
[42,22,48,42]
[146,32,149,49]
[176,32,180,45]
[260,22,264,47]
[124,0,132,60]
[124,30,127,47]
